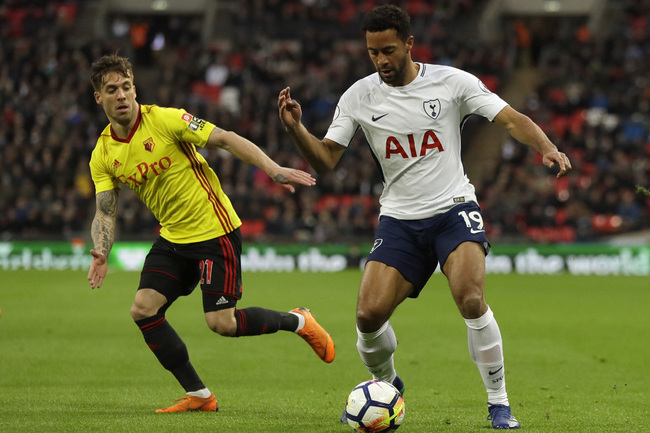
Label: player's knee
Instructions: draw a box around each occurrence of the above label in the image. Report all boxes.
[356,306,390,333]
[207,320,236,336]
[205,311,237,336]
[130,288,168,321]
[455,291,485,319]
[130,301,158,321]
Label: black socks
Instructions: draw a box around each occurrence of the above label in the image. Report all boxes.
[136,313,205,392]
[234,307,299,336]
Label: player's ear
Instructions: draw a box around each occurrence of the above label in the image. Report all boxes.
[133,85,137,98]
[94,91,102,105]
[405,36,414,53]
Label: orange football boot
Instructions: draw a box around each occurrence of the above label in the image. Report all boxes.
[292,307,335,363]
[156,393,218,413]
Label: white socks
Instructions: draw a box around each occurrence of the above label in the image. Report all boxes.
[290,311,306,333]
[465,307,509,406]
[356,321,398,383]
[355,309,510,406]
[187,388,211,398]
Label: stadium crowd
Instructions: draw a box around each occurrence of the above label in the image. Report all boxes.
[1,0,648,244]
[480,1,650,242]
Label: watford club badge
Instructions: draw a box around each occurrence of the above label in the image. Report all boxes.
[143,137,155,153]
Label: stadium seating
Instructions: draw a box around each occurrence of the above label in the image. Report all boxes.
[1,0,647,243]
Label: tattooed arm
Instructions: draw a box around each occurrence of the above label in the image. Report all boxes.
[87,189,119,289]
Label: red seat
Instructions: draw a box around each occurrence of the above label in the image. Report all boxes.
[525,226,576,243]
[240,219,266,238]
[590,214,622,233]
[191,82,221,103]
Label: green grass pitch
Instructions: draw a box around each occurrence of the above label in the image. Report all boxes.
[0,270,648,432]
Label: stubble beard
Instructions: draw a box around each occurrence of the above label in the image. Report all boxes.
[378,56,408,86]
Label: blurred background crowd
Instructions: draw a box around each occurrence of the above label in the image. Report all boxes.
[1,0,648,244]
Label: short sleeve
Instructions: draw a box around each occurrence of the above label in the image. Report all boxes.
[89,143,119,194]
[155,107,216,147]
[451,69,508,121]
[324,90,359,148]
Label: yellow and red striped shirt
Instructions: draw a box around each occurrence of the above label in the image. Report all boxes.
[90,104,241,243]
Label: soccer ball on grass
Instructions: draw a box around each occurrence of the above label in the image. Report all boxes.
[344,380,405,432]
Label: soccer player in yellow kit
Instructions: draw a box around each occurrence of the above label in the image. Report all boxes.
[87,54,335,413]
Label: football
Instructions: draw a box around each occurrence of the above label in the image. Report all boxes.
[344,380,405,432]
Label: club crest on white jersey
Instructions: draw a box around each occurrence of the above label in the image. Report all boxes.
[423,99,441,120]
[324,63,508,220]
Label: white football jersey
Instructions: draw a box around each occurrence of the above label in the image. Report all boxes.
[325,63,508,220]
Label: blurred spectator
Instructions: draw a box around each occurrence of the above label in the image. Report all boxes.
[1,0,648,244]
[478,2,650,242]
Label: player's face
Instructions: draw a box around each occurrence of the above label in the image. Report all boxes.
[94,71,137,127]
[366,30,413,86]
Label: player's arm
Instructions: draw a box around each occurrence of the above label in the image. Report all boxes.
[205,127,315,193]
[278,87,346,173]
[493,105,572,178]
[88,188,119,289]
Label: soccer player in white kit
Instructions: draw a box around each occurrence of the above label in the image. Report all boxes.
[278,5,571,429]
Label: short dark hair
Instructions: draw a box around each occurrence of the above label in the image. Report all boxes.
[90,54,134,92]
[361,5,411,42]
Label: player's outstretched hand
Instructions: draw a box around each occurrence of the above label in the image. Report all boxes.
[88,249,108,289]
[272,167,316,193]
[278,87,302,130]
[543,150,572,178]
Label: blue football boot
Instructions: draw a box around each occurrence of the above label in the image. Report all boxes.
[487,404,521,429]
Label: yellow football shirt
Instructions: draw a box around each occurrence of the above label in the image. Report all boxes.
[90,104,242,243]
